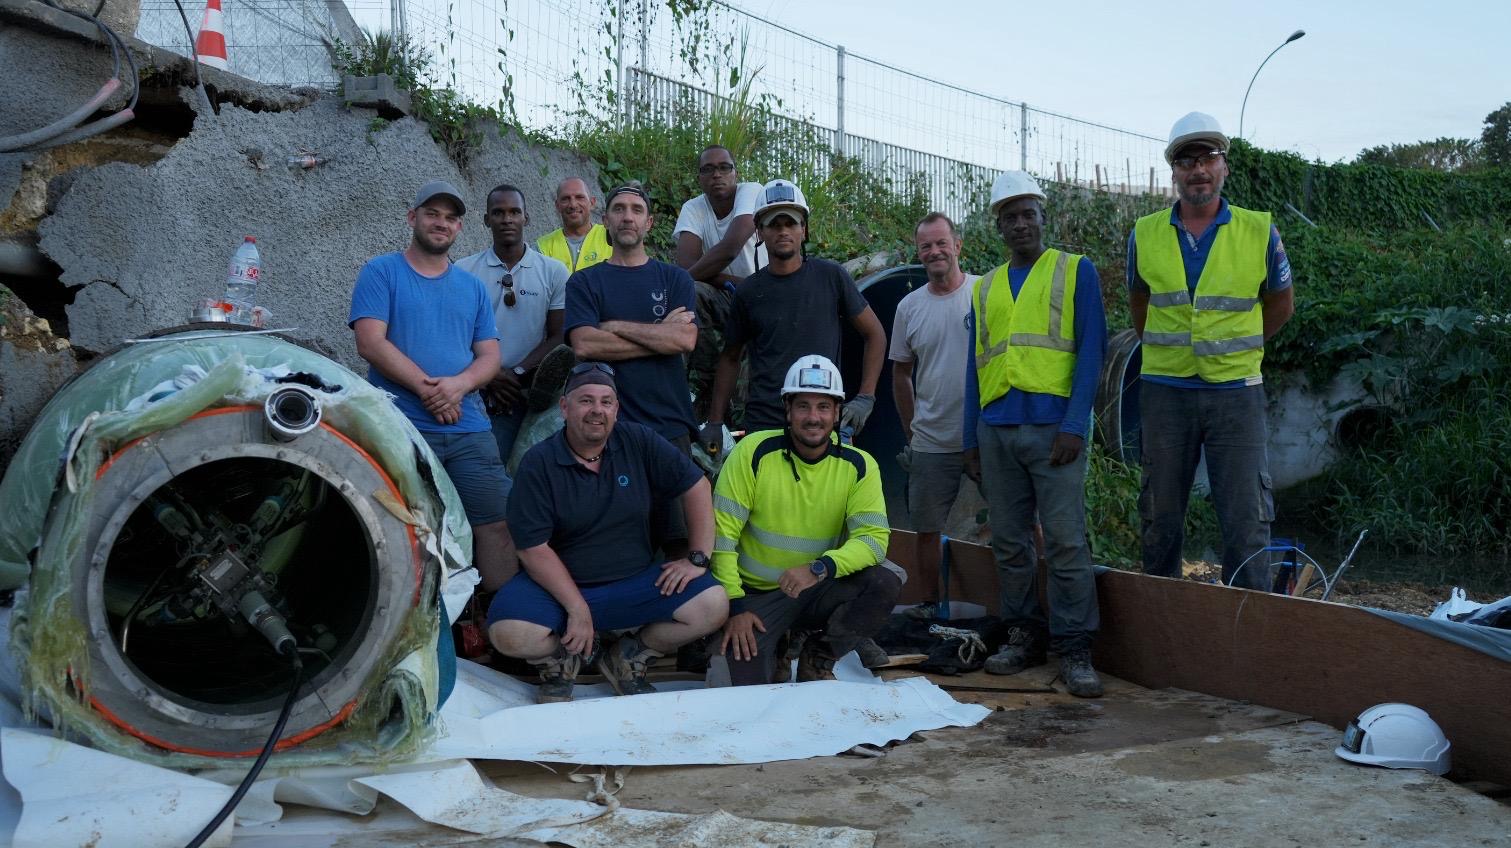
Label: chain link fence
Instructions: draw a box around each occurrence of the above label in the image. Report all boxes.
[136,0,359,87]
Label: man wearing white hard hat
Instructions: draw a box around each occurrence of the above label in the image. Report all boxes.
[701,179,889,448]
[964,171,1108,697]
[1127,112,1294,591]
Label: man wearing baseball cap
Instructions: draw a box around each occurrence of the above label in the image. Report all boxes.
[1127,112,1295,591]
[488,361,727,703]
[349,179,517,593]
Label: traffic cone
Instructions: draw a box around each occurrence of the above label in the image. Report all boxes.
[194,0,228,71]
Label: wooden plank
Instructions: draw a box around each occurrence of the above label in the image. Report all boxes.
[886,531,1511,784]
[1290,563,1316,596]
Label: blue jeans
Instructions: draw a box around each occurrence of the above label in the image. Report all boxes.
[1138,382,1274,590]
[490,405,528,469]
[976,422,1099,652]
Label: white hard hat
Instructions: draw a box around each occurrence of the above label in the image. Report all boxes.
[1165,111,1230,164]
[1335,703,1451,776]
[781,354,845,400]
[755,179,810,226]
[989,171,1045,215]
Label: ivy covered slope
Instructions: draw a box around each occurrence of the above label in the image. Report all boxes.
[1226,140,1511,559]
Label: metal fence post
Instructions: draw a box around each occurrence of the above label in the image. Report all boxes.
[835,45,846,156]
[616,0,626,127]
[1019,102,1029,172]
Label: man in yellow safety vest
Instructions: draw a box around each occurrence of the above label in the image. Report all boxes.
[964,171,1107,697]
[537,177,610,273]
[1127,112,1294,591]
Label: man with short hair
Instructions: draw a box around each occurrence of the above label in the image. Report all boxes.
[458,184,569,466]
[964,171,1107,697]
[712,355,899,686]
[1128,112,1294,590]
[890,212,977,619]
[674,145,764,287]
[488,362,728,703]
[350,180,517,591]
[538,177,611,273]
[701,179,889,449]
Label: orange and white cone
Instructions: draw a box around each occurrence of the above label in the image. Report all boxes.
[194,0,228,70]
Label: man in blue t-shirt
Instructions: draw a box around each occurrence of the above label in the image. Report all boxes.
[488,363,727,703]
[565,184,701,553]
[349,180,517,591]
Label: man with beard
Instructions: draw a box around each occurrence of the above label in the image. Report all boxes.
[488,362,728,703]
[350,180,516,591]
[458,184,569,480]
[538,177,611,273]
[700,179,888,448]
[710,355,898,685]
[566,184,700,552]
[964,171,1107,697]
[1127,113,1294,591]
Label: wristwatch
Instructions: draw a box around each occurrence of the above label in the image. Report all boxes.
[511,365,528,377]
[688,550,710,568]
[809,561,827,581]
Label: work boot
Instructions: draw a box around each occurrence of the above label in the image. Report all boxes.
[855,637,891,669]
[527,344,577,413]
[770,632,794,683]
[796,640,838,682]
[1059,650,1104,698]
[903,601,943,621]
[983,626,1047,676]
[599,634,660,696]
[533,646,582,704]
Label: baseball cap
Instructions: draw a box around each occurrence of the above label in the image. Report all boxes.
[605,183,651,206]
[564,361,617,395]
[411,180,467,215]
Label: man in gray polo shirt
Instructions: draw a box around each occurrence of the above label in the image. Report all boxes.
[458,183,570,468]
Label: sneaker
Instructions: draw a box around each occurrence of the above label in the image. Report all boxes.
[983,626,1047,676]
[527,344,577,413]
[855,637,891,669]
[796,640,838,682]
[903,601,943,621]
[1059,651,1104,698]
[534,647,582,704]
[599,634,660,696]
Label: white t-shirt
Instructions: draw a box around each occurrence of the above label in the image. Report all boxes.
[888,275,978,453]
[673,182,765,279]
[456,244,568,369]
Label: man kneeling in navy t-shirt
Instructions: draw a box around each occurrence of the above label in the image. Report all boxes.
[487,362,729,702]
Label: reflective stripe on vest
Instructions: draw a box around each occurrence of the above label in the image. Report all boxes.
[971,249,1079,405]
[537,225,611,273]
[1133,205,1270,382]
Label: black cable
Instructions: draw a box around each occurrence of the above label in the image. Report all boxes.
[171,0,208,102]
[182,649,303,848]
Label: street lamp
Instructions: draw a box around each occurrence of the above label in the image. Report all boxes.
[1239,29,1306,139]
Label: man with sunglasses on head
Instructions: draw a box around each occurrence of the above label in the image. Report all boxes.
[458,184,569,466]
[350,180,516,592]
[488,362,727,703]
[1127,112,1294,592]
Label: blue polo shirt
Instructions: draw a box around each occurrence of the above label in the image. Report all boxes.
[507,421,703,583]
[962,255,1107,450]
[1126,198,1292,390]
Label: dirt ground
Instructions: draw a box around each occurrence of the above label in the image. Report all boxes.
[1178,559,1451,615]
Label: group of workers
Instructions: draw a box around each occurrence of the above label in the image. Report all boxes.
[347,109,1293,703]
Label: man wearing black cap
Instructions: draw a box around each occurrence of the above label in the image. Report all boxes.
[350,180,517,592]
[488,362,728,703]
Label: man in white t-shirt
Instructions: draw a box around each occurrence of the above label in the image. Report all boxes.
[674,145,765,287]
[457,183,570,468]
[889,212,977,620]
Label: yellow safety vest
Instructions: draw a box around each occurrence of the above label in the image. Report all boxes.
[537,224,611,273]
[971,249,1079,406]
[1133,205,1270,382]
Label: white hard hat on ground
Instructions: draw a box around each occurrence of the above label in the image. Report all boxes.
[989,171,1046,215]
[781,354,845,400]
[755,179,810,226]
[1335,703,1451,776]
[1165,112,1230,164]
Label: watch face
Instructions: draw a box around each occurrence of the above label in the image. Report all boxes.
[689,551,709,568]
[810,561,826,577]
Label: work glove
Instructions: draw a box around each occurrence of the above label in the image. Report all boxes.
[839,393,876,435]
[698,421,725,456]
[896,446,914,474]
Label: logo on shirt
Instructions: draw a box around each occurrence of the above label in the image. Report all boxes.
[651,288,667,319]
[617,474,630,487]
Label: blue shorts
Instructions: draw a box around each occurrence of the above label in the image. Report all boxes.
[487,563,721,632]
[421,430,512,525]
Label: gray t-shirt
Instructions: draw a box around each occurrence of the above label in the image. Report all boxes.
[888,276,977,453]
[673,182,765,278]
[565,233,586,266]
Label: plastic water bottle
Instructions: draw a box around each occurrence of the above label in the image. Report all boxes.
[224,236,261,325]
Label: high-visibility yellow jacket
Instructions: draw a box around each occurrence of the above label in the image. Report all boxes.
[537,224,611,273]
[972,248,1080,405]
[1133,205,1270,382]
[711,430,890,610]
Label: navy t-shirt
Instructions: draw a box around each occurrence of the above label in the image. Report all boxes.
[507,421,704,583]
[564,260,699,441]
[348,252,497,433]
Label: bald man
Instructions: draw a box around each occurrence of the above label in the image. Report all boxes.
[538,177,611,273]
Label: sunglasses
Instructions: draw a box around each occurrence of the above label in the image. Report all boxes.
[1172,150,1226,171]
[501,272,515,308]
[571,361,616,377]
[698,162,735,176]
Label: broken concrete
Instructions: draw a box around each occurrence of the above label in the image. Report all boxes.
[0,285,77,467]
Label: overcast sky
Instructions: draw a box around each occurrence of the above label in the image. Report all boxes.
[736,0,1509,163]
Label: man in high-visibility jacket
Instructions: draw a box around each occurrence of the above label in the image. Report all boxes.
[1127,113,1294,591]
[964,171,1107,698]
[711,354,900,686]
[537,177,611,273]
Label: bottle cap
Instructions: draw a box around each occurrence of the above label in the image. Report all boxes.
[244,236,256,243]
